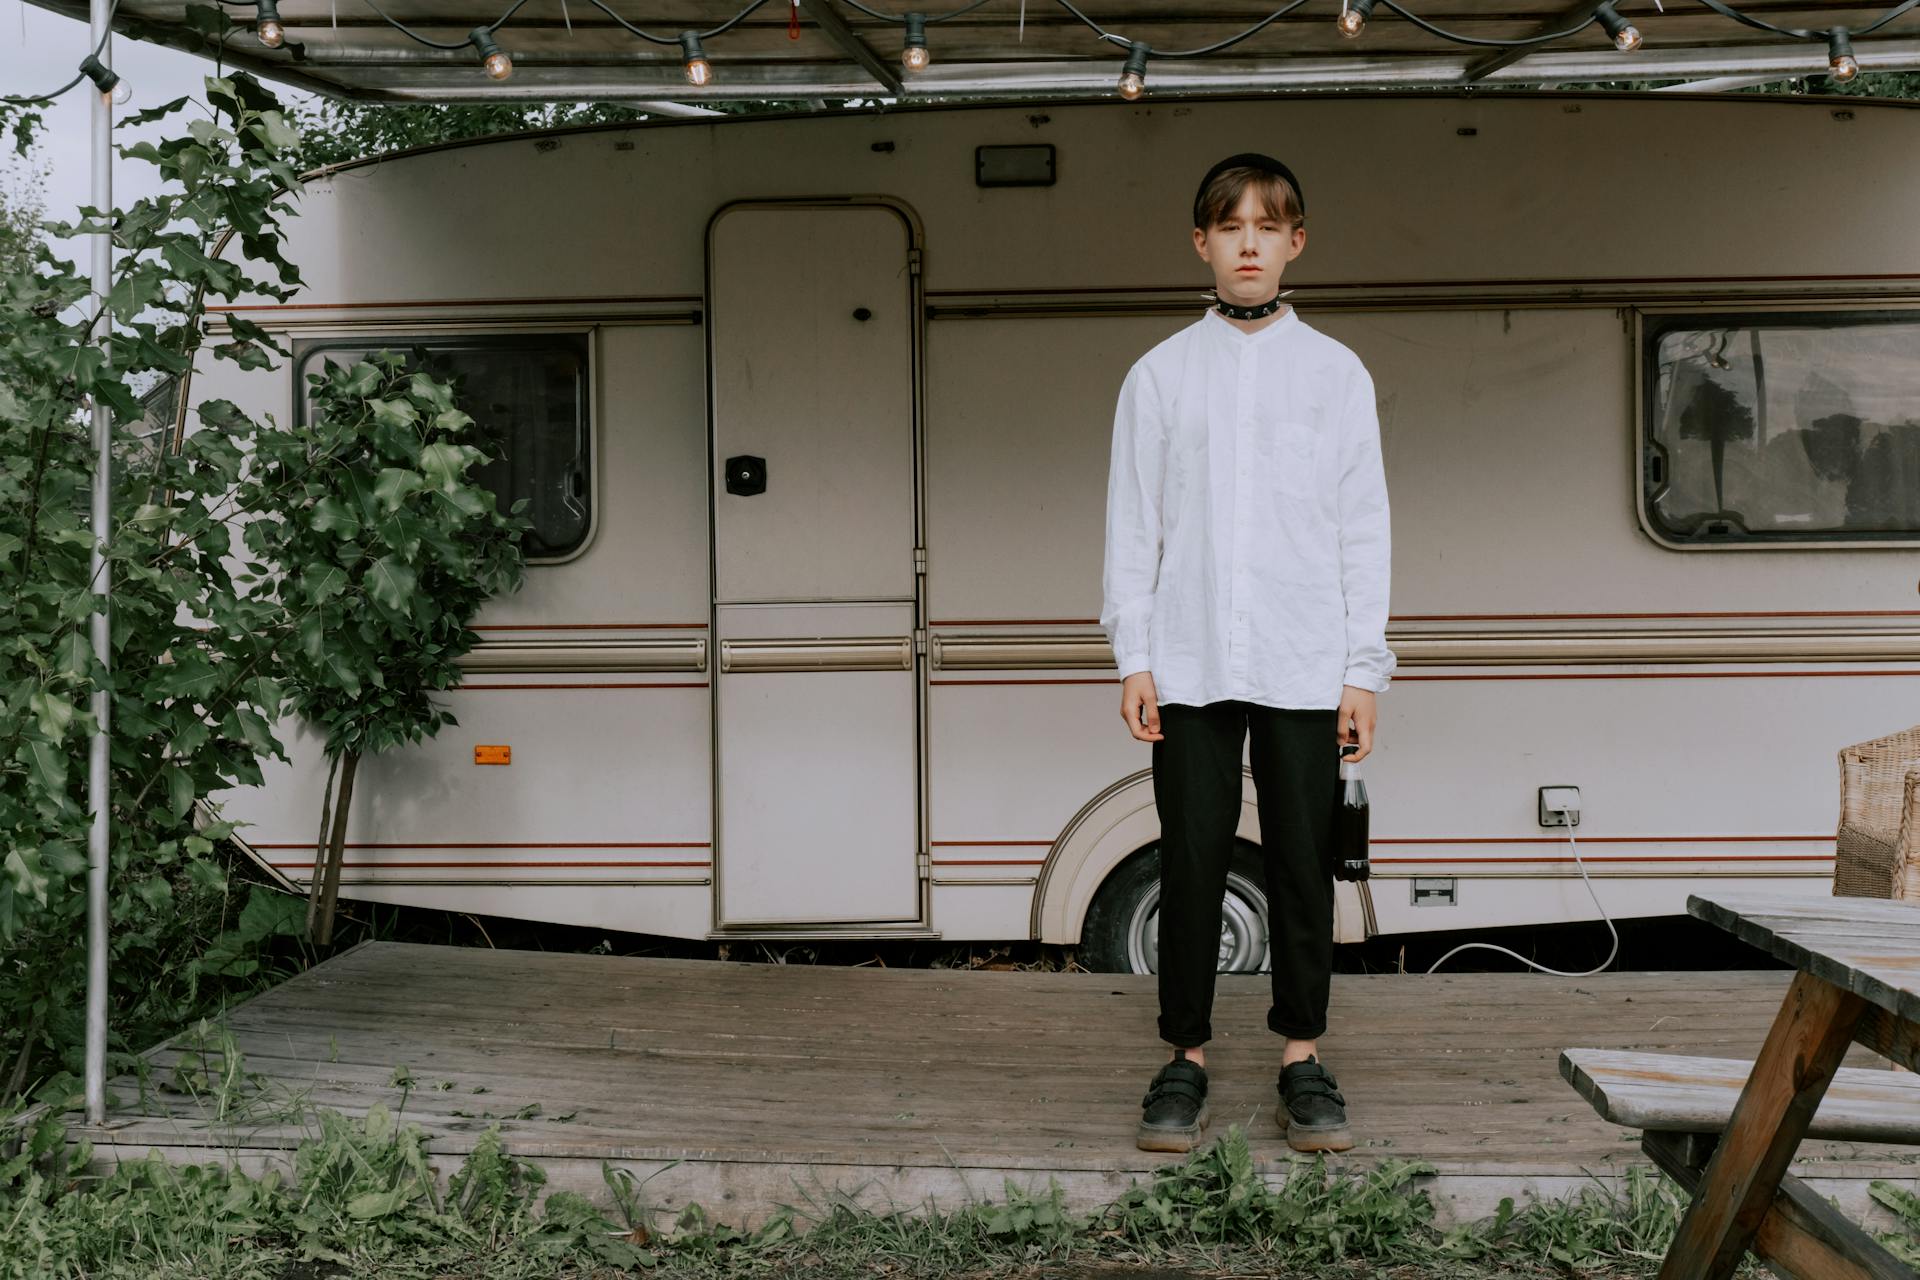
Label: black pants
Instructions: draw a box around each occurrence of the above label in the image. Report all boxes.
[1152,700,1339,1047]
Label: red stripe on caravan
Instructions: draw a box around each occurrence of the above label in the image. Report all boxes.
[248,841,710,849]
[269,860,711,870]
[470,622,709,630]
[1372,855,1835,865]
[1395,670,1920,681]
[1375,834,1829,845]
[207,294,703,312]
[459,682,710,691]
[928,611,1920,625]
[930,272,1920,299]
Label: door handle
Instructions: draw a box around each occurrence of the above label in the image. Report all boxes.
[725,454,766,496]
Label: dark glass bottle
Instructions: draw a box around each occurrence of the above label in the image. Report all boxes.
[1333,746,1371,882]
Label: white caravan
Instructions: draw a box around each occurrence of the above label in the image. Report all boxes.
[189,90,1920,973]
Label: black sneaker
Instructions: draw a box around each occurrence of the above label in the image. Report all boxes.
[1136,1051,1210,1153]
[1278,1056,1353,1153]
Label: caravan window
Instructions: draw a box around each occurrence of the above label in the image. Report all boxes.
[1641,311,1920,545]
[294,335,592,559]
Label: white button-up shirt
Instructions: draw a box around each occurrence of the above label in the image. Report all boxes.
[1101,306,1394,710]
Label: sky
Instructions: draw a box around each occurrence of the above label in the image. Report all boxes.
[2,0,315,225]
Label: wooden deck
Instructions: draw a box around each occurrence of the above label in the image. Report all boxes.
[70,942,1920,1228]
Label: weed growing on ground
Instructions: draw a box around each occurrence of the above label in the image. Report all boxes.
[4,1105,1916,1279]
[1873,1180,1920,1266]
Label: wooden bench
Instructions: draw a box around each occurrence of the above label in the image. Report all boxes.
[1560,1049,1920,1145]
[1560,1047,1920,1280]
[1557,891,1920,1280]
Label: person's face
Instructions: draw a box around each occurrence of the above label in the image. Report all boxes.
[1192,184,1306,305]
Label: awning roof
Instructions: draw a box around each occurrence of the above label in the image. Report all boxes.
[28,0,1920,104]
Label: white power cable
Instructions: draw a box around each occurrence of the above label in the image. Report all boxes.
[1424,803,1620,977]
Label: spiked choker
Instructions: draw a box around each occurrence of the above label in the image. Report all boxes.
[1212,291,1288,321]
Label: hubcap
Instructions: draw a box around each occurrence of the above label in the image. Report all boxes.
[1123,869,1271,975]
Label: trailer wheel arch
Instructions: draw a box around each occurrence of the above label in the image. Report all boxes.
[1030,769,1371,948]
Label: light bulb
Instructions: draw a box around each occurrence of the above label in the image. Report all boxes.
[469,27,512,80]
[110,80,133,105]
[902,14,929,71]
[1595,3,1640,52]
[256,0,285,48]
[1337,0,1374,39]
[1828,29,1858,82]
[680,31,712,86]
[1117,41,1149,101]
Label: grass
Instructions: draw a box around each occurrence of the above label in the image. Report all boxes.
[13,1063,1911,1280]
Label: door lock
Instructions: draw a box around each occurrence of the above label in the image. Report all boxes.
[724,454,766,496]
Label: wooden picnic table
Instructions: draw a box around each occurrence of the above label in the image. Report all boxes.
[1656,891,1920,1280]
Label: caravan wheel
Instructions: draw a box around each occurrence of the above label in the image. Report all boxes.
[1077,843,1271,976]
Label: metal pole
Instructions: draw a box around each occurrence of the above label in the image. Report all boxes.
[83,0,115,1127]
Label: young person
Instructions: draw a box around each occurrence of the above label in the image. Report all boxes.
[1100,153,1394,1155]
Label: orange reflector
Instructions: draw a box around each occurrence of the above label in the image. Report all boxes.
[474,744,511,766]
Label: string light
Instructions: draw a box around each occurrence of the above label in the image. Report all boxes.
[469,26,513,79]
[681,30,713,85]
[1594,2,1642,52]
[1117,40,1149,99]
[902,13,930,70]
[255,0,285,48]
[1827,27,1859,80]
[77,53,131,106]
[27,0,1912,104]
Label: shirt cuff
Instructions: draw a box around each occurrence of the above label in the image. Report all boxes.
[1342,668,1390,694]
[1115,653,1152,681]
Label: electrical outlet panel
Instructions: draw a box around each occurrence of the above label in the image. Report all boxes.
[1539,785,1582,828]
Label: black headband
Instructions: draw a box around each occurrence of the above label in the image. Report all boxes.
[1193,152,1306,228]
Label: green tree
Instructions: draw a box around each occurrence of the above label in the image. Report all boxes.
[0,72,305,1102]
[232,354,527,944]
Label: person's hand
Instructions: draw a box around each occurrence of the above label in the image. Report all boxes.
[1120,671,1163,743]
[1337,686,1377,762]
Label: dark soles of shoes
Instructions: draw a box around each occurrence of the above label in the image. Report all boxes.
[1283,1120,1354,1153]
[1136,1105,1210,1153]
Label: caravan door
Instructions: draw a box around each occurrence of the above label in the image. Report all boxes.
[707,203,924,928]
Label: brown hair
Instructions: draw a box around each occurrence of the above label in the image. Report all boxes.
[1194,167,1304,231]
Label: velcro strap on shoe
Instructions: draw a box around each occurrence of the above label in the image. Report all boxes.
[1283,1071,1345,1106]
[1143,1058,1207,1108]
[1142,1076,1205,1108]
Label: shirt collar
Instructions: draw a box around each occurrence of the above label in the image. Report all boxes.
[1204,303,1299,345]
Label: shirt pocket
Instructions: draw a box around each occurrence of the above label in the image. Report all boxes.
[1267,418,1324,497]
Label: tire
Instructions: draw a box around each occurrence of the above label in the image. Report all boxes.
[1077,841,1271,976]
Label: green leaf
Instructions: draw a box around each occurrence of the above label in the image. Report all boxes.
[310,497,361,538]
[373,468,424,511]
[365,556,417,614]
[303,563,348,603]
[250,110,300,153]
[4,850,50,907]
[230,706,277,757]
[58,632,93,677]
[16,739,68,795]
[50,344,106,389]
[298,610,327,660]
[115,95,192,127]
[346,1185,418,1220]
[30,691,76,740]
[165,765,196,820]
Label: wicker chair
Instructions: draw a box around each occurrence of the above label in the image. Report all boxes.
[1833,725,1920,901]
